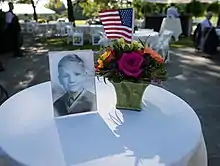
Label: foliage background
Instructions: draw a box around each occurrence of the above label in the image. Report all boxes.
[2,0,220,24]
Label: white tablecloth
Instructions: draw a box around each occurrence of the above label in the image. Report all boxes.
[99,32,159,47]
[73,25,104,34]
[160,18,182,41]
[0,79,207,166]
[20,22,104,35]
[133,32,159,47]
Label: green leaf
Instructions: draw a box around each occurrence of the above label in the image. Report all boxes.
[103,72,114,78]
[104,77,107,84]
[124,44,131,52]
[144,35,150,47]
[138,38,145,47]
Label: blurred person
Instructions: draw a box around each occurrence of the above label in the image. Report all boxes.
[5,2,14,25]
[24,14,30,22]
[5,2,22,57]
[201,11,213,30]
[0,9,5,71]
[166,3,180,18]
[0,62,4,71]
[195,11,218,54]
[0,9,6,53]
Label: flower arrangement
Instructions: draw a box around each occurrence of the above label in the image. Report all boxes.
[95,38,167,111]
[96,38,167,83]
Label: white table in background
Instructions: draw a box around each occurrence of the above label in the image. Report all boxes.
[160,18,182,41]
[133,32,159,47]
[74,25,104,35]
[89,25,104,33]
[0,79,207,166]
[135,29,154,33]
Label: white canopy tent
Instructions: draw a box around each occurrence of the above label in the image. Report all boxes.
[0,3,55,14]
[37,0,68,8]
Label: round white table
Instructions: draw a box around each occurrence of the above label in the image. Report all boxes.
[133,32,159,47]
[0,79,207,166]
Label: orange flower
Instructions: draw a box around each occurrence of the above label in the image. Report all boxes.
[101,50,112,61]
[95,65,100,72]
[137,50,144,56]
[97,59,104,68]
[144,47,164,63]
[106,50,115,62]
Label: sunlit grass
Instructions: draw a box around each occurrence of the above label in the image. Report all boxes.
[75,20,87,25]
[170,37,194,48]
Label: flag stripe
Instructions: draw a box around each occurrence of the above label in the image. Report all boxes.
[100,16,120,21]
[102,21,121,25]
[107,32,131,40]
[104,27,132,33]
[100,18,121,22]
[105,30,132,37]
[99,9,118,13]
[99,14,119,18]
[102,23,122,27]
[99,11,118,16]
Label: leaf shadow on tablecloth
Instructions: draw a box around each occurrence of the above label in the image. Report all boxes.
[0,148,27,166]
[55,113,124,166]
[109,101,173,166]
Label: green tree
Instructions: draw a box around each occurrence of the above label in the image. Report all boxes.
[66,0,87,26]
[79,0,121,18]
[185,0,204,17]
[80,0,109,17]
[132,0,142,19]
[140,2,157,16]
[45,0,66,14]
[207,2,219,14]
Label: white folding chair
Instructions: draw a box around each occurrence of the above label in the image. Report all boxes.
[25,22,34,34]
[66,25,73,44]
[32,22,39,36]
[90,27,101,45]
[56,22,66,37]
[98,32,112,47]
[151,30,173,63]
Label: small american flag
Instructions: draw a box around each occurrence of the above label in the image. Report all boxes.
[99,8,134,43]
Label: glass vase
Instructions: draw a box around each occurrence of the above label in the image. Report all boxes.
[111,81,149,111]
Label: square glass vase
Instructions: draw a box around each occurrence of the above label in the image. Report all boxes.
[111,81,149,111]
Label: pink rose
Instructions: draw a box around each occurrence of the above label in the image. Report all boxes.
[118,51,144,78]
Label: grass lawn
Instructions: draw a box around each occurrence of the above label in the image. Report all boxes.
[38,36,194,51]
[170,36,194,48]
[75,20,87,25]
[37,37,100,51]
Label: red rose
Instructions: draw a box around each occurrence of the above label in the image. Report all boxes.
[118,51,144,78]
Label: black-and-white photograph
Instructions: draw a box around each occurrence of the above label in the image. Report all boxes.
[49,50,97,117]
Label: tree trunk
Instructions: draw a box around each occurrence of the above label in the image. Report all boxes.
[31,0,38,22]
[67,0,75,26]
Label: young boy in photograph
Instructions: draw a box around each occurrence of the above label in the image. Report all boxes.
[54,54,96,117]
